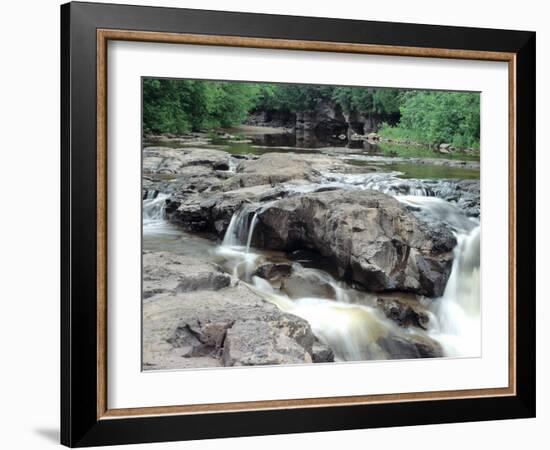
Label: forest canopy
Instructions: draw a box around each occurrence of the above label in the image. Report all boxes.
[143,78,480,148]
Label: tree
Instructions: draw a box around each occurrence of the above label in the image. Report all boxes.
[142,78,480,148]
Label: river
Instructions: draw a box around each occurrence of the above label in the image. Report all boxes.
[143,129,481,361]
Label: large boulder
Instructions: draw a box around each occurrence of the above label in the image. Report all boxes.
[142,284,319,370]
[256,189,455,297]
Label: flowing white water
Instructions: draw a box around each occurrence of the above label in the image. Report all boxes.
[392,195,481,356]
[246,212,260,253]
[145,171,481,361]
[248,277,398,361]
[427,226,481,356]
[143,192,172,233]
[321,171,435,196]
[218,203,268,280]
[215,188,481,361]
[397,195,477,234]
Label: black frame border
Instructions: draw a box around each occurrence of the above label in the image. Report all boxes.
[61,1,536,447]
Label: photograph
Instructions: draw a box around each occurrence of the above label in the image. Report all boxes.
[141,78,481,370]
[55,1,536,446]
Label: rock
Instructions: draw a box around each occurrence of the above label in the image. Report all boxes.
[142,284,318,370]
[166,184,287,236]
[143,146,230,175]
[311,342,335,362]
[222,318,314,366]
[142,251,231,298]
[213,161,230,171]
[376,297,429,329]
[234,153,321,187]
[281,270,337,300]
[377,333,443,359]
[367,132,379,141]
[255,262,293,281]
[439,143,452,154]
[256,189,455,297]
[228,139,253,144]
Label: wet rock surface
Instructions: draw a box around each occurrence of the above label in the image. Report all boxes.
[377,333,443,359]
[143,277,321,370]
[256,189,455,297]
[142,130,480,366]
[376,296,430,329]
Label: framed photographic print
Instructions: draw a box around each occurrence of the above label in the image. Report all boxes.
[60,1,536,447]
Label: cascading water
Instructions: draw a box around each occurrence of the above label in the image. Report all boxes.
[143,171,481,362]
[427,226,481,357]
[142,191,183,241]
[321,171,435,197]
[393,195,481,356]
[397,195,478,234]
[218,203,269,280]
[217,201,440,362]
[216,181,481,362]
[248,278,397,361]
[143,192,169,226]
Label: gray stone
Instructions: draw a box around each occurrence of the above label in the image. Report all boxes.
[143,146,230,175]
[256,189,455,297]
[255,262,293,281]
[143,284,318,370]
[377,333,443,359]
[142,251,231,298]
[311,342,335,363]
[281,271,337,300]
[222,319,314,366]
[376,297,430,329]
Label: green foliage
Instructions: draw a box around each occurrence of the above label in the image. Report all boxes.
[331,87,403,116]
[142,78,259,134]
[143,79,480,149]
[253,84,334,112]
[253,84,403,116]
[378,91,480,148]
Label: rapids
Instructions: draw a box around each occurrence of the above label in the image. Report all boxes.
[143,169,481,361]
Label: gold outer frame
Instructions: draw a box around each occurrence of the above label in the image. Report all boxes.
[96,29,516,420]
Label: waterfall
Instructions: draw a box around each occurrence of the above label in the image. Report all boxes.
[396,195,477,234]
[218,203,263,281]
[246,212,259,253]
[214,180,480,361]
[143,192,169,223]
[249,277,394,361]
[221,201,275,251]
[142,192,182,237]
[428,226,481,357]
[221,203,257,248]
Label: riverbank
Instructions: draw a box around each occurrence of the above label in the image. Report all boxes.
[145,125,480,160]
[142,128,481,370]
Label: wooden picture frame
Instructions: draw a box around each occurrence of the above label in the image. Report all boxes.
[61,1,536,447]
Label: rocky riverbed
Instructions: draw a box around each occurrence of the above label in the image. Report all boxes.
[142,129,481,370]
